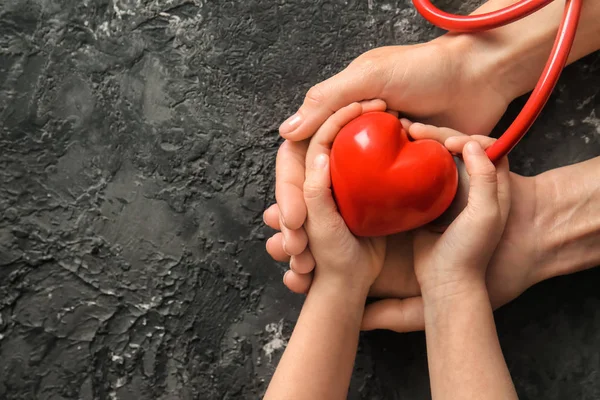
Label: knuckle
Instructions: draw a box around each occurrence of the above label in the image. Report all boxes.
[466,203,501,225]
[474,169,498,185]
[276,139,289,157]
[353,51,382,75]
[473,135,496,148]
[327,217,347,235]
[482,207,501,223]
[305,84,327,106]
[356,57,379,76]
[303,182,324,201]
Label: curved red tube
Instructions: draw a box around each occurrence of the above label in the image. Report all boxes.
[412,0,583,163]
[413,0,553,32]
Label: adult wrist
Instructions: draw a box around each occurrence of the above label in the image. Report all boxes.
[466,0,600,102]
[435,0,579,106]
[532,159,600,281]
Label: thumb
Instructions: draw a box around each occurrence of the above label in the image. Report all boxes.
[280,61,384,140]
[361,297,425,333]
[303,153,342,228]
[463,141,499,215]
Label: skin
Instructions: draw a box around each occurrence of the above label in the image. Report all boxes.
[264,105,517,399]
[265,0,600,332]
[414,136,517,400]
[264,104,387,400]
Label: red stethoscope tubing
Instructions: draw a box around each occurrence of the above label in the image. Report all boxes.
[412,0,583,163]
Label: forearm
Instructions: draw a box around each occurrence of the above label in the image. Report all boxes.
[264,277,368,400]
[535,156,600,279]
[467,0,600,101]
[424,285,517,400]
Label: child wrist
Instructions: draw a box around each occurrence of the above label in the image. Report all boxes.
[312,272,371,299]
[421,278,488,308]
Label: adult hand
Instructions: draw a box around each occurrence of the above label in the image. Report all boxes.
[266,121,547,333]
[267,36,513,293]
[361,125,544,332]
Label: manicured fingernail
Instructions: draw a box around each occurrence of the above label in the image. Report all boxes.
[312,154,328,169]
[465,141,484,155]
[280,113,302,135]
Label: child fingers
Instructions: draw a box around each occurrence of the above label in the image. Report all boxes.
[305,100,387,171]
[386,109,400,118]
[445,135,510,224]
[445,134,496,153]
[495,157,512,224]
[463,141,500,217]
[360,99,388,113]
[408,122,465,143]
[305,102,363,169]
[303,154,339,224]
[304,99,388,175]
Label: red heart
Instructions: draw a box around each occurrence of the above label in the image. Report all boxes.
[330,111,458,237]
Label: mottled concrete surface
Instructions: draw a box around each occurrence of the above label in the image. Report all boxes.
[0,0,599,399]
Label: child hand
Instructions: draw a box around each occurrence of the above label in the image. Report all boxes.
[264,103,391,400]
[410,131,511,302]
[301,103,387,293]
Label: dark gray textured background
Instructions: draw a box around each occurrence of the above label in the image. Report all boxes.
[1,0,599,399]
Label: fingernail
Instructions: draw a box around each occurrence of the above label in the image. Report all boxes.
[280,113,303,135]
[410,122,424,131]
[312,154,328,169]
[399,118,412,129]
[465,141,484,155]
[262,211,267,224]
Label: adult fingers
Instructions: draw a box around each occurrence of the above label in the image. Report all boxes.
[263,204,280,230]
[290,248,316,274]
[275,139,309,230]
[275,140,310,255]
[266,233,291,262]
[283,270,313,294]
[279,60,387,141]
[361,297,425,332]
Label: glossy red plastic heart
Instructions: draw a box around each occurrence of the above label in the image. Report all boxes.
[330,111,458,237]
